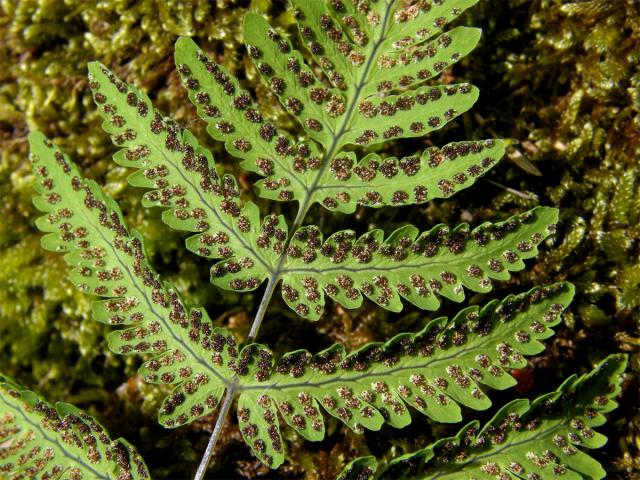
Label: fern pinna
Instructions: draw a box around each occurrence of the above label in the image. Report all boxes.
[23,0,625,478]
[0,375,148,479]
[338,354,627,480]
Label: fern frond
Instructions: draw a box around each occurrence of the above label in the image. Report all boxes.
[338,353,627,480]
[0,374,149,479]
[256,0,480,149]
[277,207,558,320]
[289,0,479,97]
[86,48,535,321]
[87,63,284,292]
[200,284,572,468]
[29,132,235,427]
[176,0,500,213]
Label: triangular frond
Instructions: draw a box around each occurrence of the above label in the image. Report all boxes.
[174,0,498,214]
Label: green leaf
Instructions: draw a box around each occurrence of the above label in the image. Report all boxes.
[381,0,481,65]
[288,0,480,96]
[337,457,378,480]
[368,26,482,94]
[278,207,558,320]
[231,283,573,468]
[289,0,363,89]
[29,132,234,427]
[87,62,283,292]
[271,0,481,139]
[0,374,149,479]
[105,36,518,322]
[340,353,627,480]
[341,83,478,147]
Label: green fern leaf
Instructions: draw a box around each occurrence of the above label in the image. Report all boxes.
[29,132,234,427]
[175,0,501,213]
[277,207,558,320]
[337,457,378,480]
[22,1,607,476]
[87,63,284,292]
[87,48,532,321]
[249,1,480,148]
[209,283,572,468]
[338,353,626,480]
[338,83,478,147]
[0,374,149,479]
[289,0,479,97]
[383,0,479,46]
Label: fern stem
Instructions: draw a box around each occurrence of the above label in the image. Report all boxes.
[247,275,279,342]
[194,275,279,478]
[195,5,398,475]
[194,382,236,480]
[292,202,311,232]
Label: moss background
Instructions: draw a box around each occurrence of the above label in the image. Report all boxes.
[0,0,638,478]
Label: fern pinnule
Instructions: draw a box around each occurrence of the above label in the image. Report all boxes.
[0,374,149,479]
[300,138,504,215]
[338,354,627,480]
[366,25,482,94]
